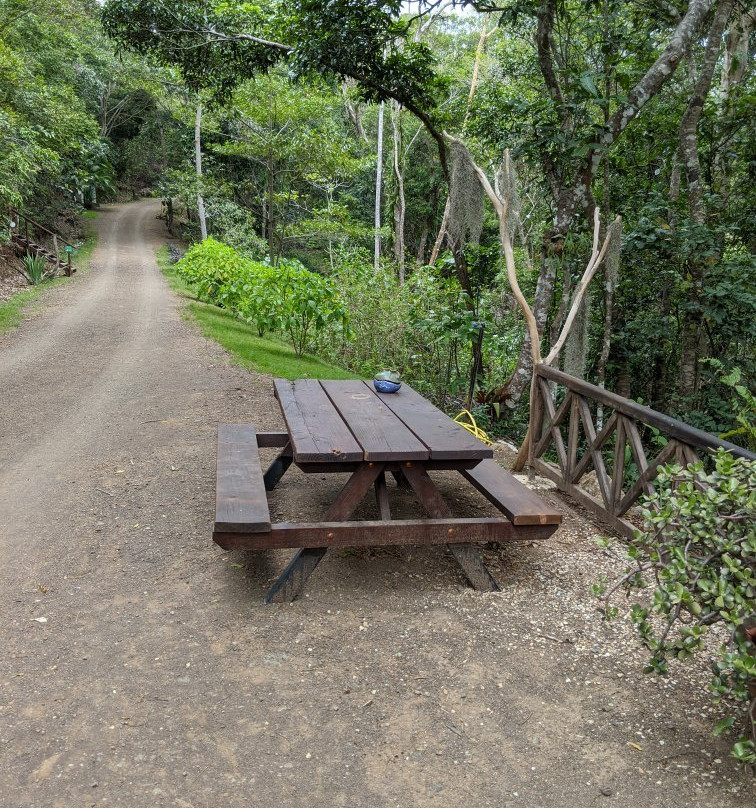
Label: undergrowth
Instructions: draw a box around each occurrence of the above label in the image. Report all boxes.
[156,246,356,380]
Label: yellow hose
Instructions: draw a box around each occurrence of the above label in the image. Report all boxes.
[453,409,495,446]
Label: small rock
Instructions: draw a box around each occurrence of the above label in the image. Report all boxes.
[600,786,613,796]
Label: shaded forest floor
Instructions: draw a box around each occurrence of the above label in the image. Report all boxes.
[0,200,751,807]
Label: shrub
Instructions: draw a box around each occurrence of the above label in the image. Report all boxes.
[175,238,247,303]
[175,238,347,354]
[595,450,756,764]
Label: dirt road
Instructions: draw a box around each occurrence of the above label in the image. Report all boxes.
[0,201,751,807]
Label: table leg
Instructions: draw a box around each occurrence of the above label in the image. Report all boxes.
[402,464,500,592]
[390,468,412,490]
[374,471,391,520]
[265,548,327,604]
[447,545,500,592]
[264,463,385,603]
[264,443,293,491]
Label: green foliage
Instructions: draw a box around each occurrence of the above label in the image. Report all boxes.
[159,246,355,379]
[597,450,756,763]
[20,254,55,285]
[174,237,247,302]
[703,360,756,453]
[175,237,347,355]
[314,250,487,406]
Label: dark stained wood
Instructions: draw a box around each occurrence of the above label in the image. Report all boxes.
[533,379,569,470]
[295,459,481,474]
[214,424,271,534]
[214,518,558,550]
[402,464,451,518]
[374,471,391,520]
[274,378,363,462]
[401,464,502,591]
[461,460,562,526]
[256,431,289,448]
[365,380,493,460]
[571,411,618,484]
[533,458,635,538]
[536,364,755,460]
[322,463,385,521]
[567,395,580,479]
[264,548,327,603]
[576,396,612,508]
[611,415,627,509]
[616,438,679,516]
[448,545,500,592]
[321,380,429,461]
[263,444,293,491]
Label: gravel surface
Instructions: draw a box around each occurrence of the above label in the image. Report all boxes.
[0,200,752,807]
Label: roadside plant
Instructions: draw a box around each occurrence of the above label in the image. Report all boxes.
[175,237,347,354]
[276,258,347,356]
[19,254,56,285]
[594,450,756,764]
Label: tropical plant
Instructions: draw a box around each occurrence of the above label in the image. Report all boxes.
[19,254,56,285]
[175,237,347,354]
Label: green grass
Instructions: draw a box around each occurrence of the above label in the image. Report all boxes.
[0,214,99,335]
[157,246,357,380]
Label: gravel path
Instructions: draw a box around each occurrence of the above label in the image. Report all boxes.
[0,200,751,807]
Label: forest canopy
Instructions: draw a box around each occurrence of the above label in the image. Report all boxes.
[2,0,753,441]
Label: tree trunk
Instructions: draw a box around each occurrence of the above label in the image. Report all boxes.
[194,101,207,241]
[391,101,406,282]
[677,0,734,398]
[374,101,385,272]
[342,80,368,141]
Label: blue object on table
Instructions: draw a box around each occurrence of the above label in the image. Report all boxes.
[373,379,402,393]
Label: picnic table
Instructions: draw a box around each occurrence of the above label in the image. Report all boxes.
[213,379,562,602]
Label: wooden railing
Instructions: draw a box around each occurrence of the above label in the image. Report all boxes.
[9,208,75,275]
[528,364,755,538]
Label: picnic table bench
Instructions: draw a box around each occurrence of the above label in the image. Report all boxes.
[213,379,562,602]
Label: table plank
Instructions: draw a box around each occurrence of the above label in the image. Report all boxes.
[320,380,429,462]
[366,381,493,460]
[274,378,363,462]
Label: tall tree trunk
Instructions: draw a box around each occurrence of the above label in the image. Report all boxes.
[391,101,406,282]
[374,101,385,272]
[266,149,275,260]
[194,101,207,241]
[677,0,734,398]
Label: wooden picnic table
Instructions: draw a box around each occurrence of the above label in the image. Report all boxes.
[213,379,562,602]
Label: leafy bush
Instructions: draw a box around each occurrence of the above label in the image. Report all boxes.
[595,450,756,764]
[175,238,246,302]
[175,238,347,355]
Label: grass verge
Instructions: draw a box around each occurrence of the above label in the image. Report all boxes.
[0,213,99,335]
[157,246,357,380]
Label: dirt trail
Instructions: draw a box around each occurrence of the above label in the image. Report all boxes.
[0,201,751,807]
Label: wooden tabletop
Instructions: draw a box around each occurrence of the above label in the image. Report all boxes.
[274,379,494,464]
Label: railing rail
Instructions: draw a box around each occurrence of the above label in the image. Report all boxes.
[9,208,74,248]
[528,364,755,538]
[8,207,75,276]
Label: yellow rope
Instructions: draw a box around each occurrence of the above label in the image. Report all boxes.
[453,409,495,446]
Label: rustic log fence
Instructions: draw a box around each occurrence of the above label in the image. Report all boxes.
[527,363,755,538]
